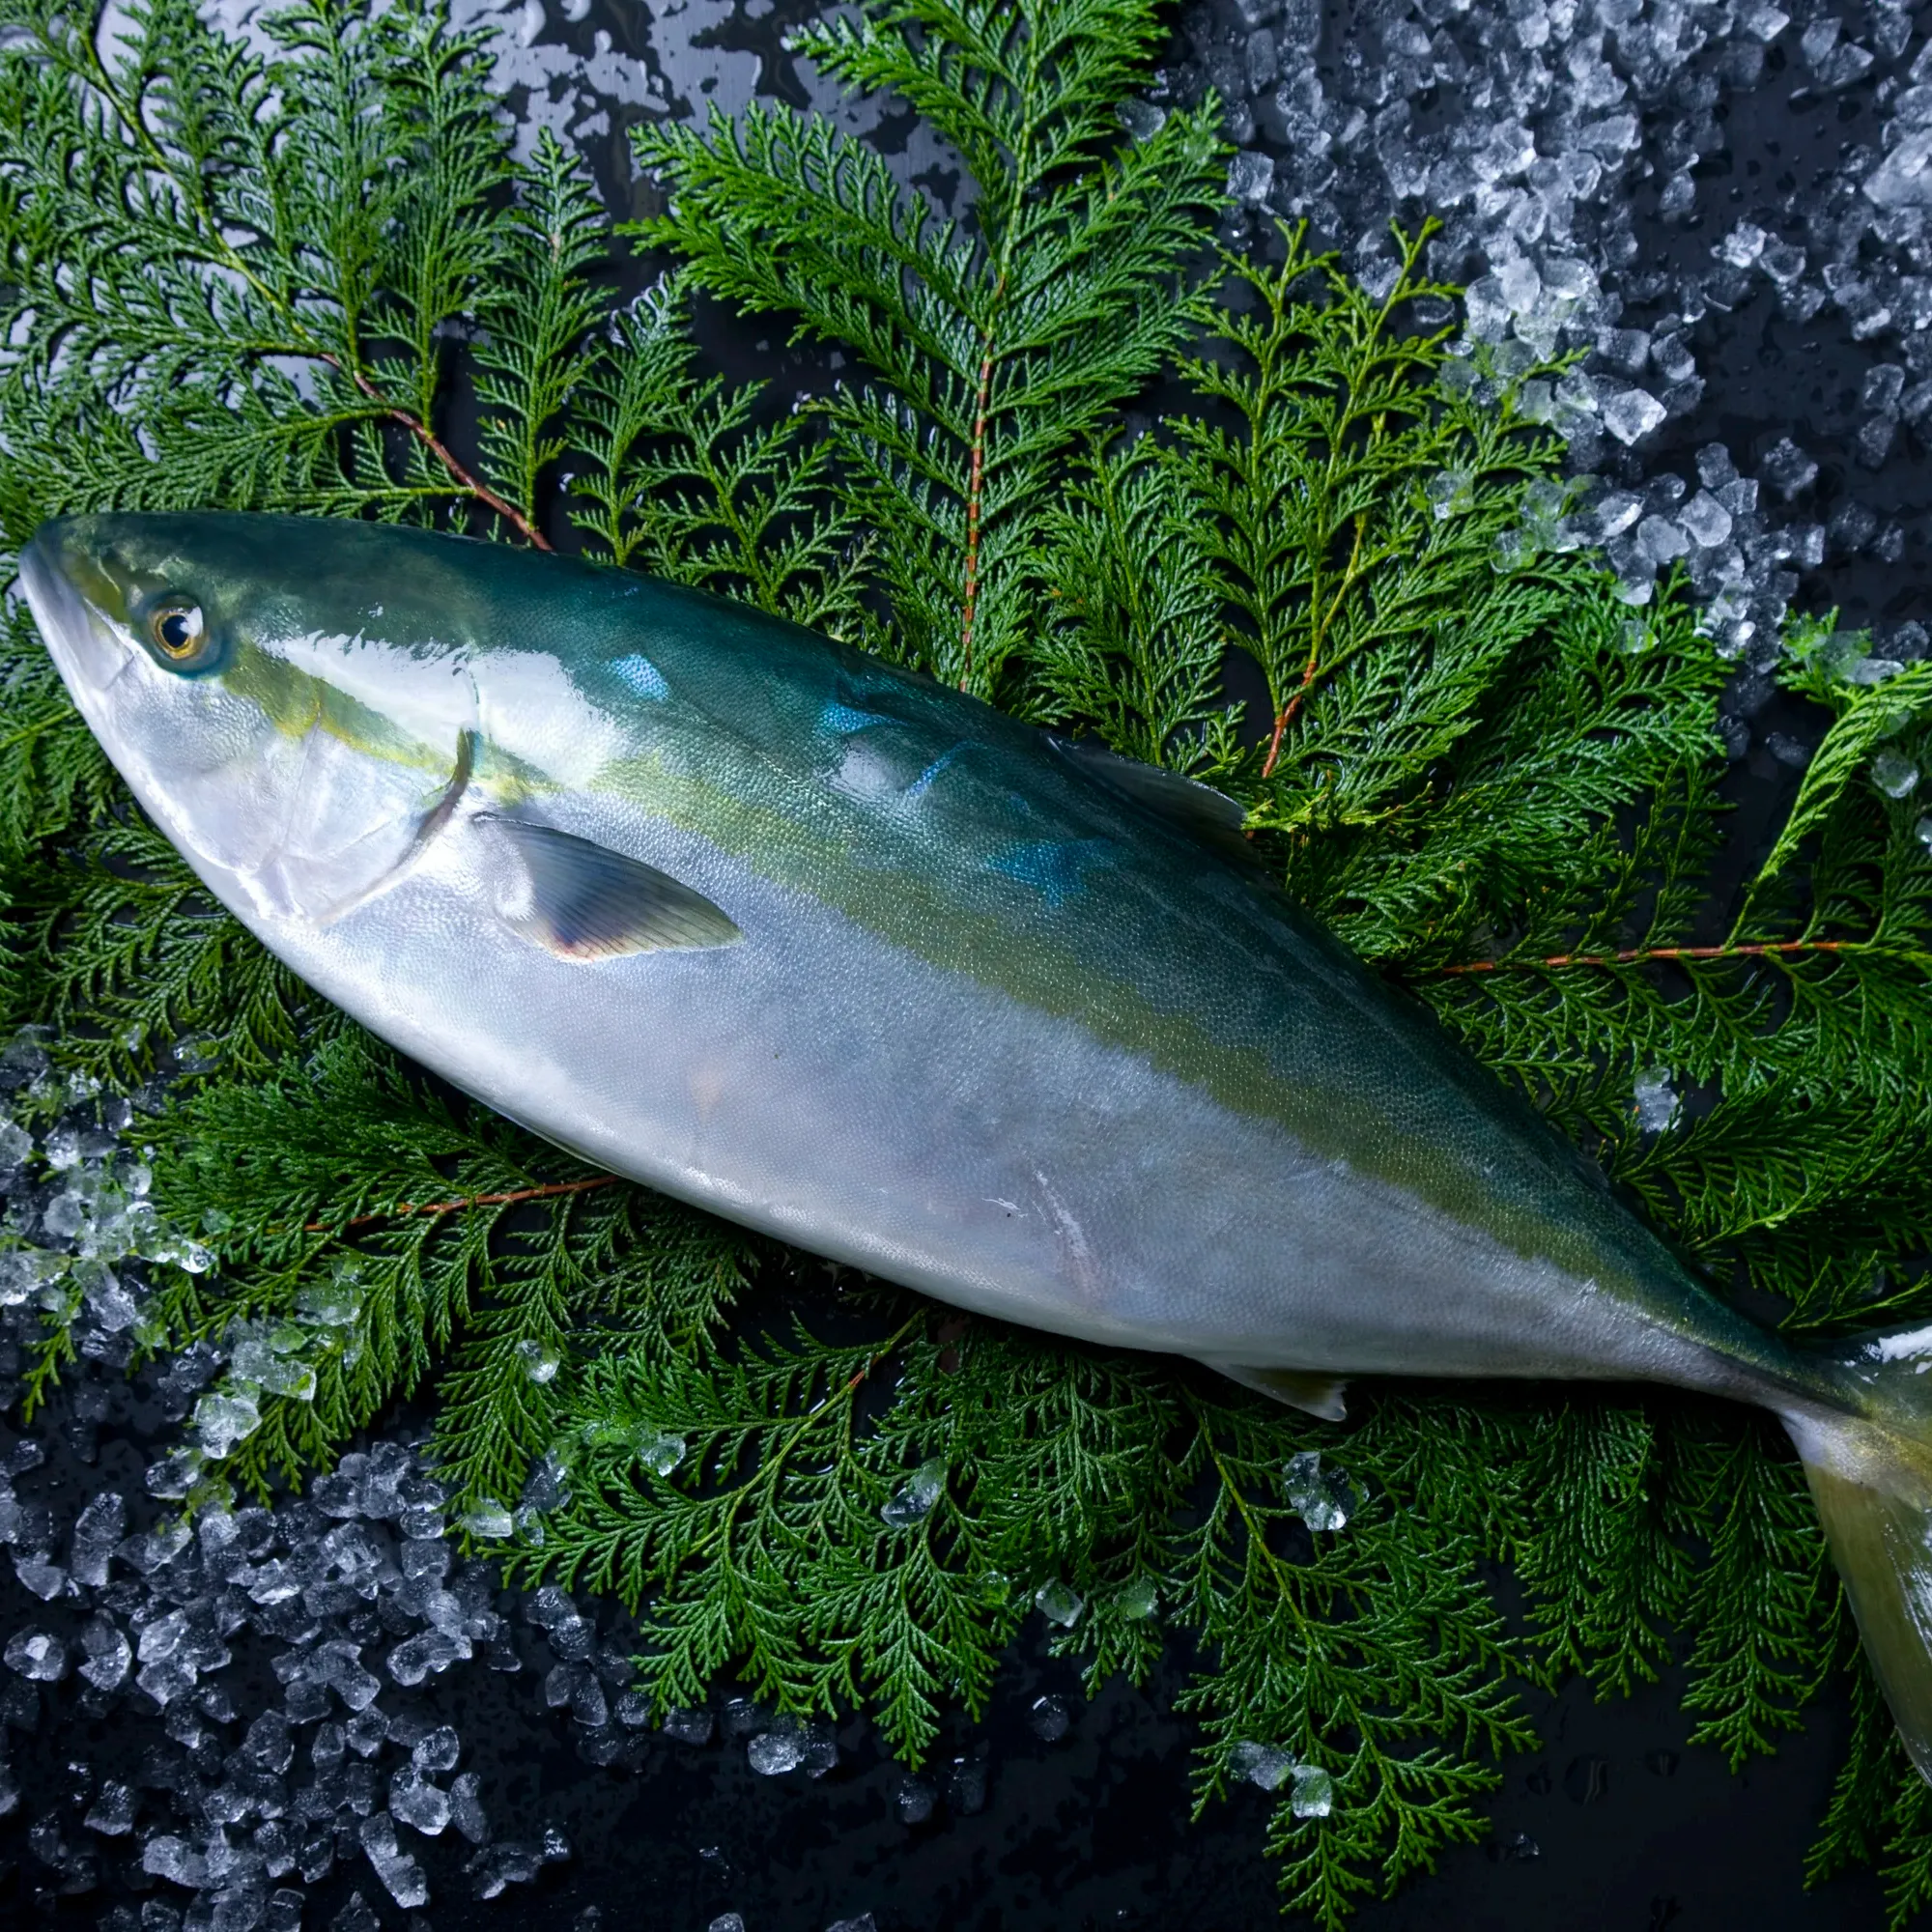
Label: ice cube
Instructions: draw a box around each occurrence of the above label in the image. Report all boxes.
[1599,387,1665,445]
[1866,132,1932,212]
[412,1725,460,1774]
[1117,1576,1159,1620]
[1635,516,1690,565]
[143,1835,209,1888]
[1284,1450,1354,1530]
[1034,1579,1085,1627]
[1291,1762,1336,1818]
[1651,335,1696,384]
[1759,439,1817,498]
[1858,417,1896,468]
[748,1721,807,1776]
[386,1629,469,1686]
[636,1432,685,1477]
[1677,492,1734,549]
[1463,275,1511,340]
[426,1768,482,1848]
[1864,364,1907,415]
[1231,1740,1295,1790]
[943,1757,986,1814]
[1829,502,1879,554]
[880,1457,947,1529]
[389,1767,451,1835]
[513,1339,561,1384]
[1596,327,1650,373]
[466,1841,541,1899]
[70,1492,127,1586]
[1718,222,1765,269]
[194,1393,262,1459]
[78,1615,130,1690]
[5,1629,66,1680]
[358,1812,428,1908]
[1030,1694,1072,1742]
[309,1641,382,1713]
[1590,491,1643,540]
[1425,468,1476,520]
[662,1706,714,1745]
[1633,1066,1679,1134]
[1873,753,1920,799]
[14,1551,66,1599]
[1227,151,1274,205]
[83,1779,136,1834]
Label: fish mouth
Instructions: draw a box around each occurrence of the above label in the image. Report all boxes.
[18,522,132,695]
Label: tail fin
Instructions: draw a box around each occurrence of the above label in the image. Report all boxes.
[1784,1325,1932,1779]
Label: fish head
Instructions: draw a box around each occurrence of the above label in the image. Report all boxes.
[20,513,480,925]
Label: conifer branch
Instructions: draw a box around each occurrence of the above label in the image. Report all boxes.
[1434,935,1925,976]
[299,1174,617,1234]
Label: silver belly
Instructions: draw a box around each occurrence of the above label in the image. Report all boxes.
[231,813,1713,1393]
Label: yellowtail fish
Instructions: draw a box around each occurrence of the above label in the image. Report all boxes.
[22,511,1932,1775]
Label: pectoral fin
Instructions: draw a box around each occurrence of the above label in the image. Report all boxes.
[1203,1361,1350,1421]
[479,813,741,961]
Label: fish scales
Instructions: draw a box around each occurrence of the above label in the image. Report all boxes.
[24,511,1932,1776]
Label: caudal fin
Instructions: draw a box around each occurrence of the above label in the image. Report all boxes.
[1784,1325,1932,1779]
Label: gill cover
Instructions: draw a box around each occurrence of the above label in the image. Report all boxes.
[20,514,482,925]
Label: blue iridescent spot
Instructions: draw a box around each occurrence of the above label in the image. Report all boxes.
[904,744,964,800]
[819,698,883,736]
[986,838,1115,908]
[611,653,669,700]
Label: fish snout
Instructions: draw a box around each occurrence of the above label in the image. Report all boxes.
[19,520,130,693]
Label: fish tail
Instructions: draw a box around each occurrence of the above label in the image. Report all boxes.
[1784,1325,1932,1780]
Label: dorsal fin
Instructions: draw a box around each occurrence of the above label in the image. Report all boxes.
[478,814,741,962]
[1050,736,1255,867]
[1201,1360,1350,1422]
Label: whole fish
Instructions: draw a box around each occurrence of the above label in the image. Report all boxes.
[22,512,1932,1772]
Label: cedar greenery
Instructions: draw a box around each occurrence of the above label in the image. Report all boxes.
[0,0,1930,1921]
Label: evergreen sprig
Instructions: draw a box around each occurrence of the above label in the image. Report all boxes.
[3,0,1932,1921]
[627,0,1228,695]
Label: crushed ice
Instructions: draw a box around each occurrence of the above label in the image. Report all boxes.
[1283,1450,1355,1531]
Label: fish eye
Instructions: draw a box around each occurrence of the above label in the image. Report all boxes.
[147,597,207,663]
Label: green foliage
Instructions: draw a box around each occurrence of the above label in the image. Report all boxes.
[3,0,1932,1922]
[627,0,1228,694]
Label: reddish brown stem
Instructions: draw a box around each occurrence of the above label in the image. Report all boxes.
[1436,938,1857,978]
[301,1174,616,1235]
[321,355,553,553]
[1261,659,1319,778]
[1261,515,1367,781]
